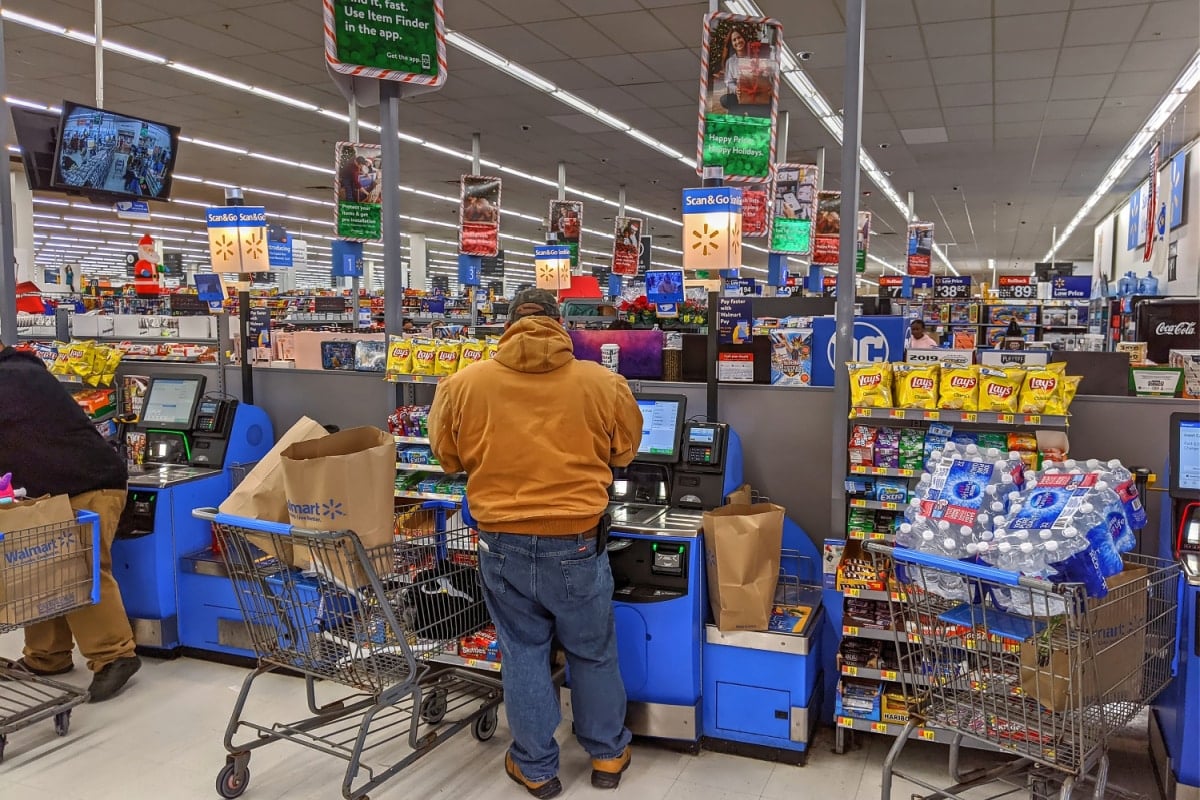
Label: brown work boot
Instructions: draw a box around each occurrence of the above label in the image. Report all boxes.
[505,752,562,799]
[88,655,141,703]
[591,745,631,789]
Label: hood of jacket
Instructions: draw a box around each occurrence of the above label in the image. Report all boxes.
[493,316,575,374]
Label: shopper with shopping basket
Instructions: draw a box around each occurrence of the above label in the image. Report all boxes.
[0,346,141,702]
[429,288,644,799]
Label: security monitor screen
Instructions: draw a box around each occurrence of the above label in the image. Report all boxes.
[635,396,685,462]
[141,378,203,428]
[53,101,179,199]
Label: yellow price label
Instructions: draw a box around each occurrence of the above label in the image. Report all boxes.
[909,633,922,643]
[899,469,914,477]
[844,587,862,597]
[837,716,854,727]
[962,412,977,422]
[870,532,888,541]
[843,626,860,637]
[918,729,936,741]
[853,408,870,418]
[889,409,906,419]
[850,499,866,508]
[922,410,940,421]
[844,666,859,676]
[881,670,898,681]
[998,413,1014,424]
[852,466,866,474]
[883,502,899,510]
[890,592,907,602]
[870,722,888,734]
[1026,414,1041,424]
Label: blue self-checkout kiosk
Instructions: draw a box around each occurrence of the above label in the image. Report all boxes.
[560,393,823,757]
[1151,411,1200,800]
[112,374,272,654]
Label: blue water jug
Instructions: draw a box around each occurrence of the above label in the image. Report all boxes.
[1137,270,1159,296]
[1117,271,1135,297]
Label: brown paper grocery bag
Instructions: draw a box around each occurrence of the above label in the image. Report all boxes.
[280,426,396,587]
[702,502,785,631]
[0,495,90,626]
[218,416,329,567]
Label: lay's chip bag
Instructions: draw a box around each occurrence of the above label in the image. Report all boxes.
[386,336,414,378]
[938,365,980,410]
[977,367,1025,413]
[434,340,463,377]
[484,336,500,361]
[893,363,939,409]
[458,339,486,371]
[848,362,893,408]
[1047,374,1082,416]
[1018,363,1066,414]
[410,338,438,376]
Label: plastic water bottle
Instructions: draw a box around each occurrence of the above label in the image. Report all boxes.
[1091,481,1136,553]
[1104,459,1149,531]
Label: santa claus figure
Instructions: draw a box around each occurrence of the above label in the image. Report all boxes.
[133,233,163,297]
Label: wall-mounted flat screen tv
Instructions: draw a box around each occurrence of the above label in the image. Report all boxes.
[51,101,180,201]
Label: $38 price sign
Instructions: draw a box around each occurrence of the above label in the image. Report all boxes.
[934,276,971,299]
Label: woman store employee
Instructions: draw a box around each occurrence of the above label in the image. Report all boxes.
[0,346,141,702]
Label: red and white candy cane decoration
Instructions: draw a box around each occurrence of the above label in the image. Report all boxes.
[695,11,783,183]
[323,0,448,91]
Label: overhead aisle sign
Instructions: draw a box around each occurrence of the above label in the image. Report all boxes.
[324,0,447,90]
[206,206,270,273]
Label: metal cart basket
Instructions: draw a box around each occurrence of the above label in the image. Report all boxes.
[192,505,502,800]
[865,543,1180,800]
[1,509,101,764]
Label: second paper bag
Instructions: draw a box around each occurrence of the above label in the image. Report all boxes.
[702,502,785,631]
[280,426,396,587]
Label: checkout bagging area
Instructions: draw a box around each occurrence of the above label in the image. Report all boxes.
[562,392,825,761]
[112,372,273,655]
[1151,411,1200,800]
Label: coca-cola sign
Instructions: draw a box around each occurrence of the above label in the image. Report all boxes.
[1156,321,1197,336]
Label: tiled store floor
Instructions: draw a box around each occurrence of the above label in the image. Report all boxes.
[1,633,1161,800]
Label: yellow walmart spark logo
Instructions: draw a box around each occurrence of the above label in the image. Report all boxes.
[691,224,720,256]
[213,234,236,261]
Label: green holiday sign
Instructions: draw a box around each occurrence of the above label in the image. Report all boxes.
[702,116,773,180]
[769,218,810,255]
[325,0,445,86]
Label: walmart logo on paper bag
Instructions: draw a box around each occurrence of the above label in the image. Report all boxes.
[287,498,347,523]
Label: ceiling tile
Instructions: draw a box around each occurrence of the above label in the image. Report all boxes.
[995,13,1068,53]
[1136,0,1200,40]
[868,1,918,29]
[1040,118,1096,137]
[891,109,944,130]
[481,0,572,23]
[995,78,1052,104]
[1050,74,1115,100]
[1044,98,1103,120]
[938,82,993,107]
[577,54,660,85]
[868,59,934,89]
[1056,44,1128,77]
[946,124,994,142]
[995,0,1071,14]
[921,19,991,58]
[914,0,991,23]
[943,105,993,126]
[1063,5,1150,47]
[883,86,940,111]
[525,18,623,58]
[1108,69,1181,97]
[633,49,701,83]
[995,49,1059,80]
[864,26,926,63]
[620,80,694,108]
[587,10,683,52]
[563,0,642,12]
[996,102,1050,123]
[929,54,993,85]
[1122,38,1200,73]
[790,33,847,68]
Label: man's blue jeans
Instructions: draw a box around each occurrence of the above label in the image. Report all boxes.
[476,530,631,782]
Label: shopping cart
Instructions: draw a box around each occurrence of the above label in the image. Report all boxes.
[191,505,502,800]
[1,510,101,764]
[865,543,1180,800]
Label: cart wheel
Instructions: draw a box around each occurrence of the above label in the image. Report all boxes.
[54,710,71,737]
[473,708,499,741]
[420,690,448,725]
[215,763,250,799]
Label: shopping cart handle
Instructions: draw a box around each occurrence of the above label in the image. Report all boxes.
[192,507,297,538]
[867,542,1037,588]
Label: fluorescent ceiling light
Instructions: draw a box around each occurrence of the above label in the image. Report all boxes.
[1043,50,1200,260]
